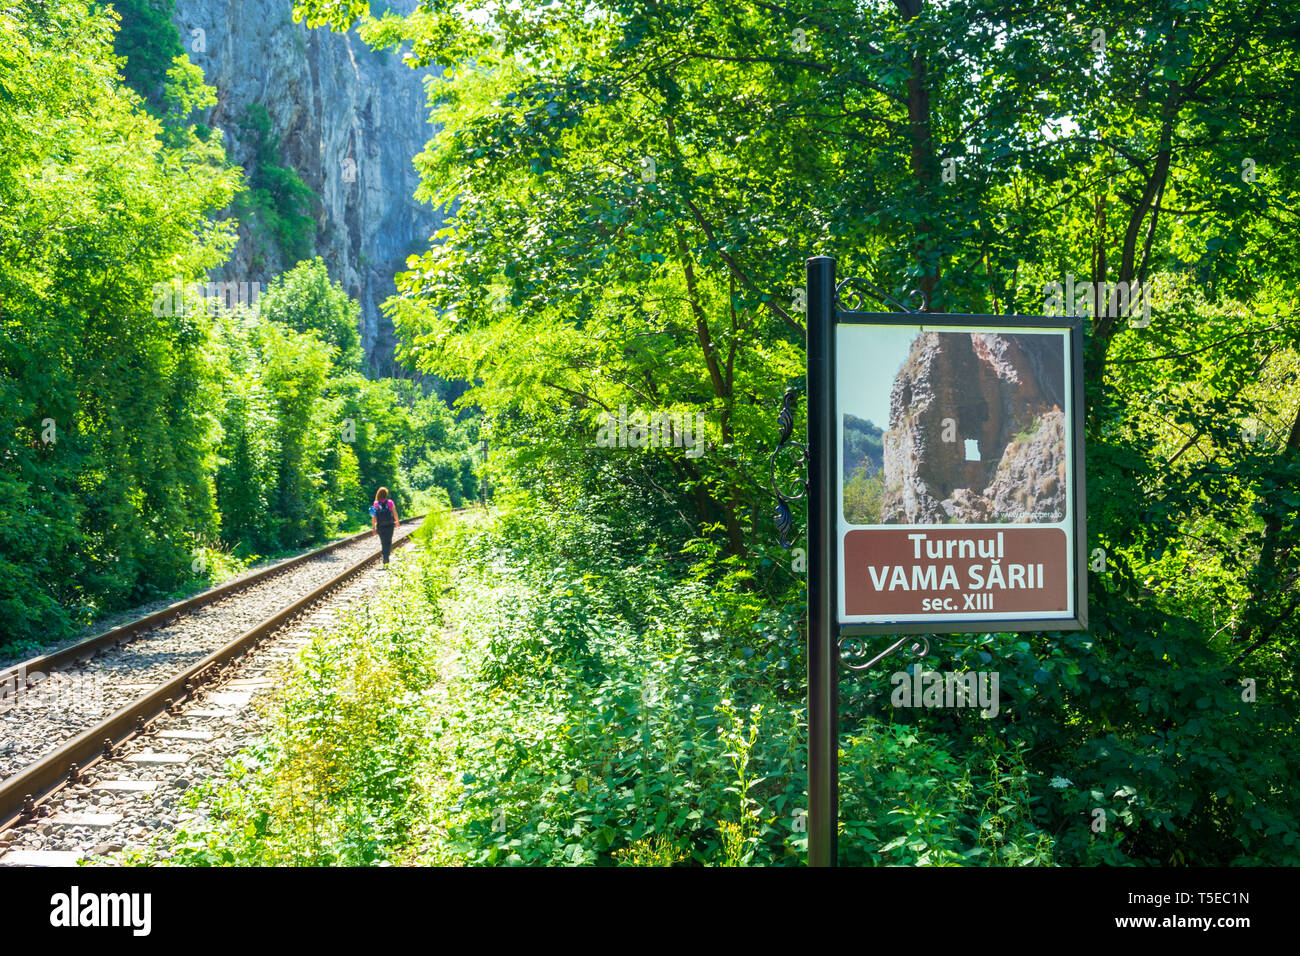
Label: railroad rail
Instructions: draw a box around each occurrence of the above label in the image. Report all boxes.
[0,516,423,686]
[0,514,434,833]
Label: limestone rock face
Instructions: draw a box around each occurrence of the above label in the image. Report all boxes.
[880,331,1066,524]
[984,408,1067,522]
[172,0,442,373]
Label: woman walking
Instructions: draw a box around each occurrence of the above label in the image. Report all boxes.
[370,486,400,566]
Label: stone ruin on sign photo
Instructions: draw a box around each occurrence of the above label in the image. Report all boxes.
[880,331,1067,524]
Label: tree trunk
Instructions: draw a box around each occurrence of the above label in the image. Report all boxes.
[1232,400,1300,656]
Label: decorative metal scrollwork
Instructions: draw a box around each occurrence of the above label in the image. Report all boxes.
[838,634,930,671]
[770,389,807,549]
[835,277,929,314]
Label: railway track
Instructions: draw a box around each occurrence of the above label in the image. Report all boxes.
[0,515,432,853]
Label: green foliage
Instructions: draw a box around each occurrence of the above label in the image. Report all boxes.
[191,539,250,585]
[259,257,364,372]
[4,0,1298,869]
[162,498,1050,866]
[105,0,216,155]
[0,0,238,644]
[843,414,884,482]
[423,503,806,866]
[290,0,1300,867]
[160,54,216,134]
[210,292,477,553]
[105,0,183,103]
[614,833,688,867]
[397,380,480,507]
[234,103,317,267]
[411,502,1058,866]
[211,258,479,546]
[0,8,470,648]
[839,727,1054,866]
[208,306,340,550]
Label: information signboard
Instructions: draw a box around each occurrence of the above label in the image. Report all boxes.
[798,256,1088,868]
[836,316,1087,633]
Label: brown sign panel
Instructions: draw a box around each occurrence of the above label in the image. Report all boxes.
[835,317,1085,632]
[843,528,1068,616]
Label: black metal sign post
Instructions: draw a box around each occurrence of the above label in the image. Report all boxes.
[783,255,1087,867]
[806,256,838,868]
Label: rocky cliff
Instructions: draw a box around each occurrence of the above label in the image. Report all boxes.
[880,331,1067,524]
[172,0,441,374]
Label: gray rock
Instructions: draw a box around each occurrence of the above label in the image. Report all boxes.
[880,332,1067,524]
[171,0,444,374]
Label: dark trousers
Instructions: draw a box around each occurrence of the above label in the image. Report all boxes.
[377,523,395,563]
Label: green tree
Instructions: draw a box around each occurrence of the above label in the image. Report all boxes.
[105,0,183,104]
[0,0,238,643]
[843,469,884,525]
[293,0,1300,864]
[256,317,333,546]
[235,103,318,267]
[260,257,364,371]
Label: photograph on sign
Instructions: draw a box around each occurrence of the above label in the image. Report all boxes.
[836,320,1083,631]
